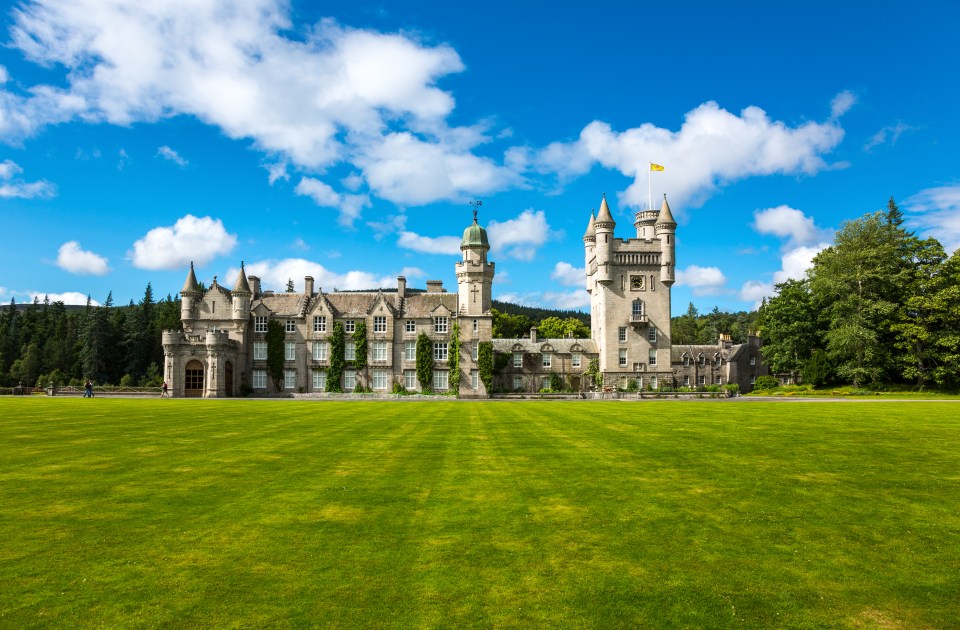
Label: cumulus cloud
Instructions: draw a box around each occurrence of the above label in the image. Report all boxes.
[737,243,829,307]
[528,97,846,211]
[550,261,584,287]
[28,291,96,306]
[0,159,56,199]
[864,122,915,152]
[753,205,825,246]
[542,290,590,309]
[56,241,110,275]
[130,214,237,270]
[739,280,772,304]
[904,185,960,251]
[396,231,460,255]
[487,209,552,260]
[156,145,188,167]
[830,90,857,119]
[227,258,419,292]
[675,265,727,296]
[295,176,371,226]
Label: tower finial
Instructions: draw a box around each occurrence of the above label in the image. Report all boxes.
[469,199,482,223]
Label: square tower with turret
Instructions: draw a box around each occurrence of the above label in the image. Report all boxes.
[584,194,676,388]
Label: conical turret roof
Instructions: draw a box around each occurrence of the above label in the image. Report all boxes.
[233,262,252,295]
[181,262,200,294]
[595,194,615,226]
[655,194,676,227]
[583,212,596,240]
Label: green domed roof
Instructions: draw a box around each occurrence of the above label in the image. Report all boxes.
[462,218,490,249]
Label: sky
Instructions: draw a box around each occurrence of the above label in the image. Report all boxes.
[1,0,959,315]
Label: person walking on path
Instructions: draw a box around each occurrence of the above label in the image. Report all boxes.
[160,381,169,398]
[83,380,93,398]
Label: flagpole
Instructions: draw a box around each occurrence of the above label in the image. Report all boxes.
[648,162,652,211]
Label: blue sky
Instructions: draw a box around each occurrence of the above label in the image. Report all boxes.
[2,0,958,314]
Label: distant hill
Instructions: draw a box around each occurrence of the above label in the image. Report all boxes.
[491,300,590,327]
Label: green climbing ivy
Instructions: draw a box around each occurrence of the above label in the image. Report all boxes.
[328,321,345,393]
[478,341,494,393]
[353,320,367,387]
[265,319,285,392]
[416,332,433,393]
[447,321,460,395]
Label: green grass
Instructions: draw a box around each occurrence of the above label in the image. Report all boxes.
[749,384,960,399]
[1,399,959,628]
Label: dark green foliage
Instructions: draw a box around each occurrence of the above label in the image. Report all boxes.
[352,320,367,374]
[265,319,285,391]
[491,300,589,328]
[285,278,295,292]
[536,316,590,339]
[448,321,460,394]
[549,372,564,391]
[327,322,345,393]
[803,349,832,387]
[416,332,432,393]
[478,341,493,392]
[759,279,822,377]
[671,303,759,345]
[585,358,600,389]
[754,375,780,390]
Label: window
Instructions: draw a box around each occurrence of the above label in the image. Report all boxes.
[716,375,722,385]
[313,370,327,391]
[473,319,478,333]
[434,342,448,361]
[284,369,296,390]
[698,375,706,386]
[404,370,417,390]
[344,320,355,333]
[542,376,551,390]
[648,349,657,366]
[372,341,387,362]
[253,341,267,361]
[750,375,756,385]
[513,352,522,368]
[542,353,552,368]
[374,316,387,333]
[683,356,690,367]
[471,341,478,361]
[513,375,523,390]
[434,317,448,333]
[313,316,326,333]
[372,369,387,390]
[619,349,627,367]
[572,353,581,368]
[650,375,658,389]
[749,356,756,366]
[404,341,416,361]
[648,327,657,342]
[285,342,296,361]
[405,320,416,333]
[344,370,356,390]
[286,319,296,333]
[683,375,690,386]
[253,370,267,389]
[312,341,328,361]
[618,326,627,342]
[471,370,478,390]
[254,316,267,333]
[698,355,705,366]
[345,344,356,361]
[433,370,448,391]
[632,299,643,317]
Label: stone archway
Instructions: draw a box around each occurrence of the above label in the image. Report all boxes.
[184,359,204,398]
[224,361,234,398]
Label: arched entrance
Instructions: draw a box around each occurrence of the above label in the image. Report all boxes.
[184,360,204,398]
[224,361,234,398]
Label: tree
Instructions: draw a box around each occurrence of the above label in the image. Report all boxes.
[803,349,832,387]
[891,238,947,386]
[81,292,113,383]
[416,332,433,393]
[491,309,533,339]
[286,278,295,292]
[478,341,493,393]
[265,319,285,391]
[328,322,345,392]
[537,316,590,339]
[352,320,367,389]
[759,279,823,378]
[448,321,460,394]
[672,303,701,344]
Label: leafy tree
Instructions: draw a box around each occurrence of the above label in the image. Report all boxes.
[286,278,295,292]
[81,292,113,383]
[491,308,534,339]
[416,332,433,393]
[759,279,823,378]
[265,319,285,391]
[891,238,947,386]
[328,322,345,392]
[352,320,367,386]
[448,321,460,394]
[478,341,493,393]
[672,303,701,344]
[802,349,832,387]
[537,316,590,339]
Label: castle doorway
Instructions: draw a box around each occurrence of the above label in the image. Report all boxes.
[184,360,204,397]
[224,361,234,397]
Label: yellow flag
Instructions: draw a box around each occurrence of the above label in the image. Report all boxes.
[650,163,665,171]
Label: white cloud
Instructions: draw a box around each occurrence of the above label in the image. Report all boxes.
[529,97,846,211]
[487,209,552,260]
[228,258,415,292]
[542,290,589,309]
[738,280,773,307]
[264,161,288,185]
[130,214,237,270]
[864,122,914,151]
[773,245,827,284]
[0,159,56,199]
[494,291,540,307]
[830,90,857,119]
[550,261,583,287]
[905,185,960,251]
[396,231,460,255]
[295,176,371,226]
[28,291,96,305]
[753,205,823,246]
[675,265,726,296]
[56,241,110,275]
[156,145,188,167]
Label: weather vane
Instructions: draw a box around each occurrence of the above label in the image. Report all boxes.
[469,198,482,222]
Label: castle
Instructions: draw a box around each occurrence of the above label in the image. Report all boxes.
[162,196,766,397]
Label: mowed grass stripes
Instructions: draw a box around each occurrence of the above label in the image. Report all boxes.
[1,399,958,628]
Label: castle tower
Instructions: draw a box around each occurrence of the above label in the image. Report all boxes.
[456,210,495,316]
[593,194,615,285]
[180,261,201,328]
[583,212,596,293]
[231,262,252,322]
[655,195,677,286]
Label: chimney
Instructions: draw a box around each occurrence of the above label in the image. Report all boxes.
[249,276,262,298]
[530,326,538,342]
[304,276,314,296]
[397,275,406,300]
[426,280,444,293]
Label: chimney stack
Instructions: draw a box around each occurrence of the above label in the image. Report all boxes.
[397,275,406,300]
[426,280,444,293]
[304,276,314,296]
[249,276,262,298]
[530,326,538,342]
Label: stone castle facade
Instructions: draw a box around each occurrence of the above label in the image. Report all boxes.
[162,197,767,397]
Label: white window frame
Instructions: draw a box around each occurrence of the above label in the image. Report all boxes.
[432,370,448,391]
[618,326,627,343]
[648,327,657,342]
[313,316,326,333]
[513,352,522,368]
[344,369,356,390]
[253,341,267,361]
[405,320,416,333]
[683,375,690,386]
[345,344,356,361]
[312,341,328,362]
[253,370,267,389]
[648,350,657,366]
[344,320,356,333]
[372,341,387,362]
[312,370,327,391]
[373,316,387,333]
[434,317,448,334]
[254,316,267,333]
[286,319,296,333]
[284,369,296,390]
[372,369,388,390]
[750,356,756,366]
[404,341,416,361]
[650,375,658,389]
[698,375,706,386]
[471,370,479,390]
[619,348,627,367]
[513,375,523,390]
[285,341,296,361]
[542,353,552,368]
[434,342,448,361]
[404,370,417,390]
[572,353,581,368]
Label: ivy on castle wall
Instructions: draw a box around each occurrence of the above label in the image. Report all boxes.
[265,319,285,392]
[327,321,345,393]
[353,320,367,373]
[478,341,494,392]
[447,321,460,395]
[416,332,432,393]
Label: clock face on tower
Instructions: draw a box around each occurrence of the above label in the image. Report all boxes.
[630,275,644,290]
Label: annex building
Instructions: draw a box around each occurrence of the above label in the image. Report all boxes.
[162,196,767,397]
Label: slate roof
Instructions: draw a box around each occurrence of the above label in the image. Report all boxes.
[492,337,598,354]
[257,293,310,317]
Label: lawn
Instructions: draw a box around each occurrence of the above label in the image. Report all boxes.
[1,398,958,628]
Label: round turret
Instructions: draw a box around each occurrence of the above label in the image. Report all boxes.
[461,218,490,250]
